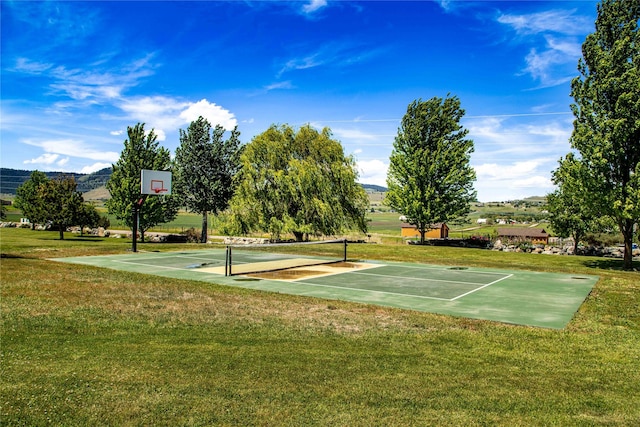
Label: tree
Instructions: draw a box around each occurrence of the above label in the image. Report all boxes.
[38,175,84,240]
[76,202,102,236]
[547,154,599,254]
[14,170,49,229]
[227,124,368,241]
[106,123,179,241]
[385,96,476,243]
[568,0,640,269]
[173,117,242,243]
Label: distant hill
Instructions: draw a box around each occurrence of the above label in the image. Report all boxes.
[0,167,112,195]
[361,184,387,192]
[1,167,386,197]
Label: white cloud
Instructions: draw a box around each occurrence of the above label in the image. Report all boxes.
[24,153,60,165]
[179,99,238,130]
[357,159,388,187]
[475,161,540,181]
[14,57,53,73]
[497,10,590,36]
[473,161,555,201]
[80,162,112,174]
[264,81,294,91]
[302,0,327,14]
[119,97,237,137]
[22,139,120,162]
[497,10,588,87]
[110,130,124,136]
[333,128,380,141]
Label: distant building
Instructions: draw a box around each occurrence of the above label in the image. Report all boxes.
[497,228,549,245]
[401,223,449,239]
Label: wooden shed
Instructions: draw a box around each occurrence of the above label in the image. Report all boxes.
[401,223,449,239]
[497,228,549,245]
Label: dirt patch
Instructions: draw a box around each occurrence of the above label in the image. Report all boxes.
[245,261,378,281]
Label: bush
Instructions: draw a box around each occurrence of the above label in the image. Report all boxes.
[584,232,623,247]
[182,227,201,243]
[97,215,111,230]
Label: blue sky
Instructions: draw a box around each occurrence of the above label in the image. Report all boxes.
[1,0,598,201]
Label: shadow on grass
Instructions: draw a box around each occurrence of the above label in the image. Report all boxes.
[1,253,27,259]
[582,258,638,271]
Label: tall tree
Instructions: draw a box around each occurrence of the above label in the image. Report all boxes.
[173,117,242,243]
[385,96,476,243]
[568,0,640,269]
[547,154,598,254]
[14,170,49,229]
[227,124,368,241]
[106,123,179,241]
[39,175,84,240]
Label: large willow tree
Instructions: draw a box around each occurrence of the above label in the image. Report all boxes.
[565,0,640,269]
[385,96,476,244]
[227,124,368,241]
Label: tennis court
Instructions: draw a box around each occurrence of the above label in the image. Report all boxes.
[51,246,598,329]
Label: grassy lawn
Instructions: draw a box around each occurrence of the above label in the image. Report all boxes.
[1,228,639,426]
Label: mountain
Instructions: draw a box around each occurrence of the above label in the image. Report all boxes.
[0,168,112,195]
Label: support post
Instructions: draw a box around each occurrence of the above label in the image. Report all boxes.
[131,196,146,253]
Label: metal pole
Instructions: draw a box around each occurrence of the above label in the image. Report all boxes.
[132,205,138,253]
[343,239,347,262]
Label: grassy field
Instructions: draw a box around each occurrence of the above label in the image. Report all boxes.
[1,227,639,425]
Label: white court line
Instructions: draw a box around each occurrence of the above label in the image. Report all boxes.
[450,274,513,301]
[296,280,453,301]
[370,263,508,276]
[350,270,493,287]
[113,259,221,272]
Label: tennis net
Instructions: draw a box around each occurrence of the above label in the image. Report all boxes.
[224,239,347,276]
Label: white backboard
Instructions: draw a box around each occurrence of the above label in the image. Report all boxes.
[141,169,172,195]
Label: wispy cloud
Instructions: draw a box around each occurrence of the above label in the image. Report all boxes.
[277,41,381,77]
[497,9,591,36]
[302,0,328,15]
[22,139,120,163]
[264,81,294,91]
[497,8,590,88]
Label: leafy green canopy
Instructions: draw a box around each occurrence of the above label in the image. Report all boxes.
[385,96,476,243]
[15,172,88,239]
[14,170,49,226]
[106,123,179,239]
[173,117,242,243]
[548,154,599,253]
[227,124,368,241]
[567,0,640,268]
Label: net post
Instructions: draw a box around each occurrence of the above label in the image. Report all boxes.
[225,245,232,276]
[343,238,347,262]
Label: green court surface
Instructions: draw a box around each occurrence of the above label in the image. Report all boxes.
[51,248,598,329]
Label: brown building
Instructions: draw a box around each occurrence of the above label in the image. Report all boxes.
[401,223,449,239]
[497,228,549,245]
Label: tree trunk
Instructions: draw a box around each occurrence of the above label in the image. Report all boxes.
[293,231,304,242]
[59,225,65,240]
[201,212,208,243]
[572,231,581,255]
[621,219,635,270]
[420,229,426,245]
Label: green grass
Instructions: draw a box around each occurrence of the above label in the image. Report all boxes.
[1,227,640,425]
